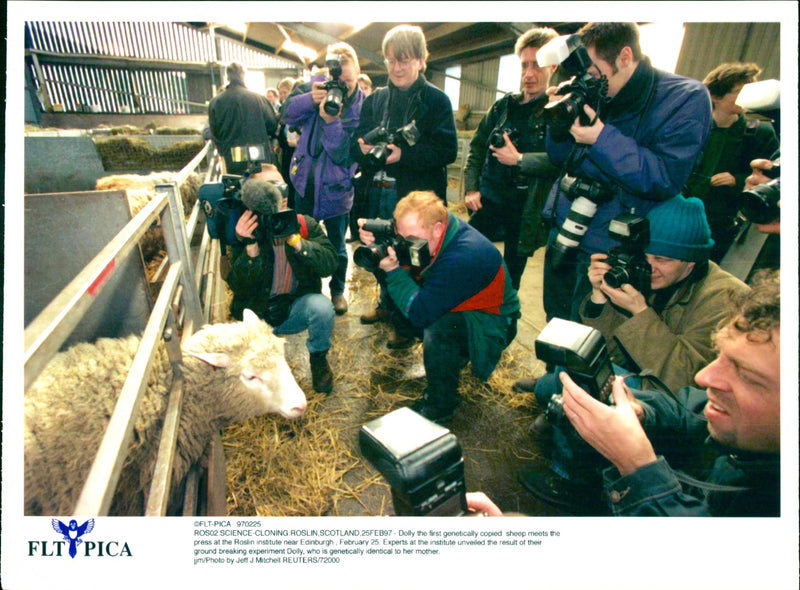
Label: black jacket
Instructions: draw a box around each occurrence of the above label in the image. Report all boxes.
[226,215,337,321]
[350,74,458,202]
[209,81,278,172]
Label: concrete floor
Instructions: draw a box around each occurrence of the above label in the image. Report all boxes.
[311,202,572,517]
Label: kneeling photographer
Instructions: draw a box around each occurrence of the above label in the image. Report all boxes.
[516,195,749,513]
[226,177,339,393]
[358,191,520,423]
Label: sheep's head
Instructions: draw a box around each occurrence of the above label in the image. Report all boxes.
[182,310,307,420]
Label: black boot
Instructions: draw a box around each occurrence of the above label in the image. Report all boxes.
[310,350,333,394]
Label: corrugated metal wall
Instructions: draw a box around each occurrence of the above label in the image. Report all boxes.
[25,21,299,115]
[459,58,501,112]
[676,23,780,82]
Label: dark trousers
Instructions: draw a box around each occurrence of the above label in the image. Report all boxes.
[542,228,593,322]
[422,313,471,411]
[468,190,528,291]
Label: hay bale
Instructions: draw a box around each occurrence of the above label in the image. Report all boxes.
[93,136,204,171]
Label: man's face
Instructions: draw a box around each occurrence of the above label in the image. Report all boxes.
[338,56,360,94]
[278,86,290,102]
[519,46,556,102]
[695,324,781,453]
[645,254,695,291]
[586,46,627,98]
[358,80,372,96]
[395,212,443,257]
[266,90,279,105]
[384,45,423,91]
[713,83,746,117]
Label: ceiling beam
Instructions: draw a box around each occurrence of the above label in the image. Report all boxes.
[278,22,385,66]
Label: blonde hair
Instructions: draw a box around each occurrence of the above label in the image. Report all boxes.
[394,191,447,228]
[382,24,428,71]
[327,42,360,73]
[514,27,558,56]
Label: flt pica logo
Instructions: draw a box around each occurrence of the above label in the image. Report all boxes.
[27,519,133,558]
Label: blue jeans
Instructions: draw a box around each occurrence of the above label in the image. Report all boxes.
[321,213,349,296]
[273,293,334,353]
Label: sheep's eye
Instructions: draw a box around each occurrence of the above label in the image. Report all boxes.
[243,373,260,382]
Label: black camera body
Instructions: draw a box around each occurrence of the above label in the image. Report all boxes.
[353,218,431,272]
[549,174,615,268]
[535,318,615,428]
[740,159,780,224]
[604,213,652,295]
[359,407,467,516]
[537,34,608,130]
[319,54,348,116]
[362,121,421,171]
[489,126,520,148]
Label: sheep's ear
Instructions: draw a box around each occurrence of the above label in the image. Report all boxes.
[242,308,260,326]
[185,351,231,368]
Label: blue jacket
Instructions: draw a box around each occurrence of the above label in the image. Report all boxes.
[385,213,520,380]
[284,86,364,220]
[545,58,712,253]
[603,386,780,516]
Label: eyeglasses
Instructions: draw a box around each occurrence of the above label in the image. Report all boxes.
[384,57,415,69]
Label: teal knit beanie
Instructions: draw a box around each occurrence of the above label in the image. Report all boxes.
[645,195,714,262]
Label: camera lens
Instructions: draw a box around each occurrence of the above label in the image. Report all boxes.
[544,93,581,128]
[323,88,344,116]
[353,244,388,272]
[603,266,630,289]
[740,179,780,224]
[489,130,506,148]
[364,143,390,169]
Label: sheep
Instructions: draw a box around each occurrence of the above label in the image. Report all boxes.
[95,171,201,217]
[24,309,307,516]
[95,171,203,264]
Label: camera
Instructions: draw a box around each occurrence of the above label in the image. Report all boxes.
[359,407,467,516]
[549,174,615,268]
[361,121,421,171]
[353,218,431,272]
[489,126,519,148]
[268,209,300,239]
[199,144,273,246]
[741,177,780,224]
[319,53,349,116]
[537,34,608,130]
[534,318,615,428]
[603,213,652,295]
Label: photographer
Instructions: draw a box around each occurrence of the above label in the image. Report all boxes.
[350,24,458,347]
[560,269,780,516]
[208,62,278,174]
[684,63,779,262]
[517,195,749,512]
[541,22,712,322]
[284,43,364,315]
[359,191,520,422]
[226,177,338,394]
[464,27,560,290]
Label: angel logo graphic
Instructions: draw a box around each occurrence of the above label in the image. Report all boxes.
[52,518,95,558]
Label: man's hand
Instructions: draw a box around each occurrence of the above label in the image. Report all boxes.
[710,172,736,187]
[601,282,649,315]
[464,190,482,212]
[465,492,503,516]
[357,218,375,246]
[385,143,402,165]
[310,82,328,105]
[744,158,776,191]
[235,210,260,257]
[569,104,605,145]
[587,253,611,304]
[357,137,372,155]
[561,374,656,476]
[379,245,400,272]
[489,133,522,166]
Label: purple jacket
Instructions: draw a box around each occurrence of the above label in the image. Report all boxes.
[284,87,363,220]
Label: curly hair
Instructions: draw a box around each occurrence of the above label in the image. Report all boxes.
[728,269,780,343]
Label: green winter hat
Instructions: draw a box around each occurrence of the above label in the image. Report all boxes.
[646,195,715,262]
